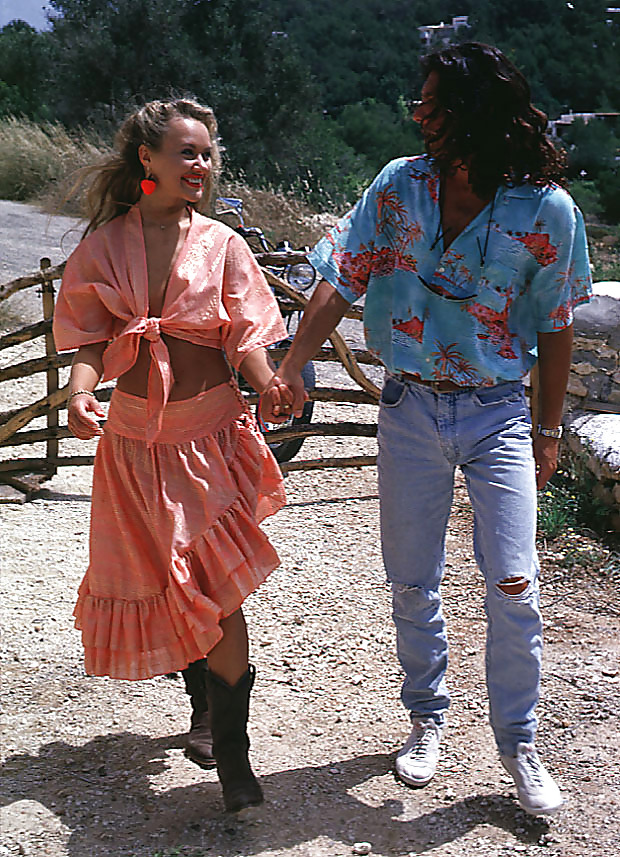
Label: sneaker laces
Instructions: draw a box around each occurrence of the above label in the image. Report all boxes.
[522,748,545,787]
[409,724,436,758]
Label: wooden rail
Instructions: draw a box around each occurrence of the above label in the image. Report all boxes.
[0,254,381,501]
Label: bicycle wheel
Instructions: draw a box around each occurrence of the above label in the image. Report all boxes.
[286,262,316,291]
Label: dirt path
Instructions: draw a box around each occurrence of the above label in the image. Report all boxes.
[1,202,619,857]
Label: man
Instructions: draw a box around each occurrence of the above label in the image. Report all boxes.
[263,42,591,815]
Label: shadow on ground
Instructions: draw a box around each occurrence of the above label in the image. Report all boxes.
[1,731,549,856]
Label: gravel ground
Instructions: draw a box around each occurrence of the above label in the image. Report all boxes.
[1,202,620,857]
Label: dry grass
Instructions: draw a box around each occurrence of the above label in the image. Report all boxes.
[0,116,339,247]
[0,117,109,209]
[215,178,339,248]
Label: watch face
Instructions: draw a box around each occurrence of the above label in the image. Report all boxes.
[538,426,562,438]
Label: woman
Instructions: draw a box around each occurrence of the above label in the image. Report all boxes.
[53,98,291,813]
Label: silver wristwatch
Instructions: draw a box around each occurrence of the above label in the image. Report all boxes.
[537,424,563,439]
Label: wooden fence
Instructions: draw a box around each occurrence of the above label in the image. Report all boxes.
[0,255,383,501]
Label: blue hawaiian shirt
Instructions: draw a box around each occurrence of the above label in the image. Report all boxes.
[309,155,592,386]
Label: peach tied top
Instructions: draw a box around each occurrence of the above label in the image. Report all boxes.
[53,206,287,444]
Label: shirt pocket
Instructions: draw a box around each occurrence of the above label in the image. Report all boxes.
[476,234,524,311]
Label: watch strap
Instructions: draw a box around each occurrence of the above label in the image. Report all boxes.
[537,424,563,439]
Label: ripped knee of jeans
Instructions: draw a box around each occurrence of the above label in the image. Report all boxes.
[391,581,442,620]
[495,575,533,599]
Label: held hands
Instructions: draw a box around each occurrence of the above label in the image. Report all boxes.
[259,368,307,424]
[67,393,105,440]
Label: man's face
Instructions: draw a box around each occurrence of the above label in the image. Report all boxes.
[413,72,449,155]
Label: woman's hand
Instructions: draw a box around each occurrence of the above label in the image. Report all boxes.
[259,370,306,424]
[67,393,105,440]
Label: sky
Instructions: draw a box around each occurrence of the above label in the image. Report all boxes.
[0,0,53,30]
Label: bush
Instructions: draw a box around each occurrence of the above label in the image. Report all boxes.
[596,169,620,224]
[568,179,602,220]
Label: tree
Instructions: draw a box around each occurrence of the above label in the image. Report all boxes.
[46,0,197,125]
[562,118,619,180]
[0,21,52,119]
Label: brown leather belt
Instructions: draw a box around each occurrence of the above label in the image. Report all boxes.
[396,372,477,393]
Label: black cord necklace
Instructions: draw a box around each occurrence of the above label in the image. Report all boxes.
[431,192,496,268]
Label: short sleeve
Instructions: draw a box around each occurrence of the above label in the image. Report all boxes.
[221,232,287,369]
[531,190,592,333]
[53,242,116,352]
[309,168,386,303]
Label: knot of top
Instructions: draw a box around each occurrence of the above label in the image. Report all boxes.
[143,317,161,341]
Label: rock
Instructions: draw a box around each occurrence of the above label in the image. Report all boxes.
[352,843,372,856]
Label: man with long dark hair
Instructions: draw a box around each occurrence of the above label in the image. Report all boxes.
[262,43,591,815]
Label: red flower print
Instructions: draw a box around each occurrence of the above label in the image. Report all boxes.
[548,301,571,329]
[372,247,397,277]
[466,299,518,359]
[408,164,439,203]
[376,183,423,252]
[377,186,409,227]
[397,253,418,273]
[393,315,425,342]
[333,249,373,297]
[514,232,558,267]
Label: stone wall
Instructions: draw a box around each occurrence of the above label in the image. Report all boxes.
[563,282,620,534]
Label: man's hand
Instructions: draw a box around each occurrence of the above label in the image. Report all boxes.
[67,393,105,440]
[533,434,560,489]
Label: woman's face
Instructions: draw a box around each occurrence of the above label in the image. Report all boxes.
[139,116,212,205]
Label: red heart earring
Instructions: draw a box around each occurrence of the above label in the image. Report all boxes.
[140,176,157,195]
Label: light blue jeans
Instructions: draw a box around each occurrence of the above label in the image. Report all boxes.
[377,374,542,755]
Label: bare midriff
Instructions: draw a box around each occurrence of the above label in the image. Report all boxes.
[116,335,232,401]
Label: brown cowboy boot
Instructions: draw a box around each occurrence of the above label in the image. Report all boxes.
[205,664,264,812]
[181,658,214,768]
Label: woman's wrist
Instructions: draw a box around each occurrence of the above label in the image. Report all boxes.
[258,372,282,395]
[67,389,97,407]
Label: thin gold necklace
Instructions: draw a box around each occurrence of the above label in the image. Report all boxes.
[141,206,192,231]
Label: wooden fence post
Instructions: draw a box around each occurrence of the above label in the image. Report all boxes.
[40,258,59,475]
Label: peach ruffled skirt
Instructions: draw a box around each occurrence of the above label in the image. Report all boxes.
[74,382,285,680]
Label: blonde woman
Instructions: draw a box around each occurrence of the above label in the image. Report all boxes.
[54,99,291,813]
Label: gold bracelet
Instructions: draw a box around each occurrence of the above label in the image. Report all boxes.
[67,389,97,407]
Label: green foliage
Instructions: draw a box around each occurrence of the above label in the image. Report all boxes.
[46,0,199,125]
[43,0,329,202]
[265,0,428,111]
[0,21,53,120]
[463,0,619,115]
[335,99,424,175]
[562,118,620,180]
[0,0,618,207]
[569,179,603,219]
[596,169,620,224]
[537,466,613,542]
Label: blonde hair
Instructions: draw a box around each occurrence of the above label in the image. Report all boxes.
[82,99,221,236]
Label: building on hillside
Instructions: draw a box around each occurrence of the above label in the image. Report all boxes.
[418,16,470,47]
[549,111,620,138]
[606,7,620,24]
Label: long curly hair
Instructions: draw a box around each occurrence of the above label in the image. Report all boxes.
[420,42,566,197]
[81,98,222,237]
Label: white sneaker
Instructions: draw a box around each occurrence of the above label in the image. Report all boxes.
[395,718,442,787]
[500,743,564,815]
